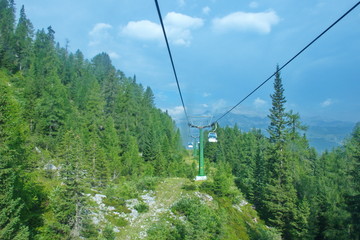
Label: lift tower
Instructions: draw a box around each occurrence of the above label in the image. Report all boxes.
[189,117,217,181]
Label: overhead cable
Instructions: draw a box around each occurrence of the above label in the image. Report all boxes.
[154,0,190,124]
[213,1,360,124]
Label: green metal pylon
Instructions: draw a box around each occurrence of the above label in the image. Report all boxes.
[189,118,216,181]
[198,128,205,176]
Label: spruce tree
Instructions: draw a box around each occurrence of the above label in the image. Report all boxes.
[0,71,29,240]
[267,66,288,145]
[43,130,93,239]
[0,0,16,71]
[263,66,298,239]
[14,5,34,71]
[346,123,360,239]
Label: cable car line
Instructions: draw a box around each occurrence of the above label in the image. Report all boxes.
[154,0,190,124]
[212,1,360,125]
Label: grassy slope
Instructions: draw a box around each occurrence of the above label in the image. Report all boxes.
[117,178,188,239]
[110,176,280,240]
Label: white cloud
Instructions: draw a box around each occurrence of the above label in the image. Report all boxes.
[121,12,204,46]
[88,23,113,46]
[321,98,333,107]
[253,97,267,108]
[212,10,280,34]
[108,52,120,59]
[89,23,112,36]
[165,106,184,119]
[121,20,162,41]
[249,1,259,9]
[165,12,203,29]
[202,6,211,15]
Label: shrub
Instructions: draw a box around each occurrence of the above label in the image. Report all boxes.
[136,177,159,191]
[181,183,197,191]
[104,213,128,227]
[134,202,149,213]
[171,197,222,239]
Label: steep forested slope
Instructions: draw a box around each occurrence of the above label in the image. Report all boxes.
[0,1,191,238]
[203,69,360,239]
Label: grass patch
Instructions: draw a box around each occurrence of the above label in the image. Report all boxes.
[105,213,128,227]
[103,196,131,214]
[134,202,149,213]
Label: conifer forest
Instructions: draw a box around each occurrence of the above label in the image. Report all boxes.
[0,1,359,239]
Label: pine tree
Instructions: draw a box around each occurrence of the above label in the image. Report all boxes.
[43,130,92,239]
[100,117,122,181]
[91,53,119,115]
[14,5,34,71]
[263,66,298,239]
[121,134,142,177]
[0,0,16,71]
[346,123,360,239]
[253,129,269,214]
[267,66,288,145]
[0,71,29,240]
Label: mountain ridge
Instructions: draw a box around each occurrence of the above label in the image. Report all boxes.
[218,113,356,152]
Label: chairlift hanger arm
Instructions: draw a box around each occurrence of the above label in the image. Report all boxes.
[189,123,212,129]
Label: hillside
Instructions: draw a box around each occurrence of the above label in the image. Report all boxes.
[1,1,359,239]
[86,177,280,240]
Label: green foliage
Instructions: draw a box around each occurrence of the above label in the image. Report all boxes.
[136,176,159,191]
[14,5,34,72]
[1,2,359,239]
[267,65,288,144]
[104,213,128,227]
[0,0,17,71]
[147,219,182,240]
[101,224,115,240]
[134,202,149,213]
[182,182,198,191]
[170,197,223,239]
[0,71,30,240]
[346,123,360,239]
[212,161,237,198]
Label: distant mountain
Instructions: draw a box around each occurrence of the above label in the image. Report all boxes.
[216,113,356,153]
[305,118,355,152]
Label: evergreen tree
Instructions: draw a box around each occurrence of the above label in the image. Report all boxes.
[0,0,16,71]
[310,150,351,240]
[263,66,298,239]
[100,117,122,181]
[14,5,34,71]
[346,123,360,239]
[42,130,92,239]
[251,129,268,210]
[212,161,234,197]
[267,66,288,144]
[0,71,29,240]
[91,53,119,115]
[121,134,142,177]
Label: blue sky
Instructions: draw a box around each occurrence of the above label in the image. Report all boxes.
[15,0,360,126]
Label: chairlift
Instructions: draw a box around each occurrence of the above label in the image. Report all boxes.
[187,142,194,149]
[208,122,218,143]
[208,132,218,142]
